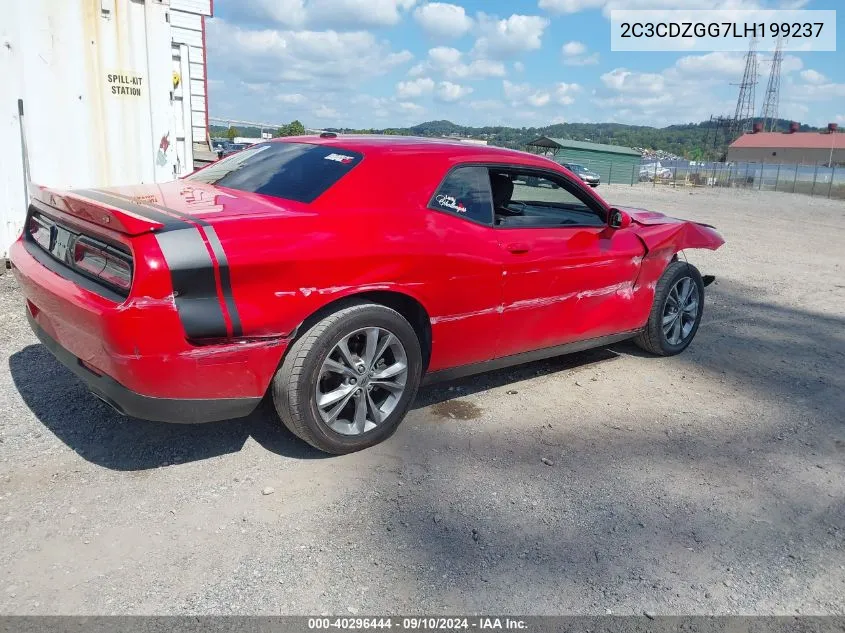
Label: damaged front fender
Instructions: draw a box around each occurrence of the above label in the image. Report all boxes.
[619,206,726,254]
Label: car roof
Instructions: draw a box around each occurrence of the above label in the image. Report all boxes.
[268,134,560,166]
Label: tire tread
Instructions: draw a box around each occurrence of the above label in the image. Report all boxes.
[273,301,419,453]
[635,261,704,356]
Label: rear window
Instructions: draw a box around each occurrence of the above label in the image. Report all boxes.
[428,166,493,225]
[187,142,363,203]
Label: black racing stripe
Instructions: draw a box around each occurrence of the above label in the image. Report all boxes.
[154,229,228,339]
[74,189,188,230]
[86,189,242,339]
[96,191,243,338]
[202,226,243,337]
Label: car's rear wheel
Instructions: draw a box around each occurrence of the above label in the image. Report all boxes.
[635,261,705,356]
[272,301,422,454]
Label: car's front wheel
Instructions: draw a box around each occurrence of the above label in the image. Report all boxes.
[635,261,705,356]
[272,301,423,454]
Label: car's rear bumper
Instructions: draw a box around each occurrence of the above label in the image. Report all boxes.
[11,232,286,421]
[27,309,261,423]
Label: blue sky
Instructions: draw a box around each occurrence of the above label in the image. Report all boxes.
[207,0,844,130]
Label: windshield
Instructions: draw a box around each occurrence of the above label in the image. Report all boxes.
[566,163,588,173]
[188,142,364,203]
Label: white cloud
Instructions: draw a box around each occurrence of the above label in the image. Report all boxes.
[675,52,746,77]
[396,76,435,98]
[314,104,340,119]
[230,0,417,29]
[429,46,463,66]
[555,82,581,105]
[538,0,779,17]
[276,93,307,104]
[398,101,426,113]
[561,41,586,56]
[503,80,576,108]
[450,58,507,80]
[436,81,473,102]
[561,41,599,66]
[591,46,815,125]
[414,3,473,39]
[800,69,827,84]
[207,19,413,87]
[528,92,551,107]
[513,61,525,72]
[673,51,802,79]
[473,13,549,58]
[788,81,845,101]
[407,62,428,77]
[414,47,507,79]
[564,52,600,66]
[601,68,666,93]
[593,63,726,124]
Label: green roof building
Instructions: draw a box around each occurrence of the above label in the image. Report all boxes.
[526,136,643,184]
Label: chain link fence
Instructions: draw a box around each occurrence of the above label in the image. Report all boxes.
[551,156,844,200]
[630,160,845,200]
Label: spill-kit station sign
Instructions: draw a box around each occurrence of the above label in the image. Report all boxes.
[107,72,144,97]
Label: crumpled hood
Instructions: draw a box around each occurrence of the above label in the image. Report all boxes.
[615,206,725,252]
[614,206,687,226]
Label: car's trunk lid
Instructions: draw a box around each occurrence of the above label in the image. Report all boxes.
[31,181,311,237]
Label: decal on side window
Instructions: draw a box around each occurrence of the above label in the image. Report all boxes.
[435,194,467,213]
[428,165,493,225]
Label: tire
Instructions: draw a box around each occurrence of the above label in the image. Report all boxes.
[272,301,423,454]
[634,261,705,356]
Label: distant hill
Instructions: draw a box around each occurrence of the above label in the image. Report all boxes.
[400,118,821,160]
[212,119,822,161]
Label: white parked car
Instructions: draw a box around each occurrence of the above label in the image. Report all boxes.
[639,163,673,181]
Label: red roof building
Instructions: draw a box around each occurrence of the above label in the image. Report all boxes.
[727,127,844,165]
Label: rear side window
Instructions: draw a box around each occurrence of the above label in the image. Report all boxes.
[428,166,493,225]
[187,142,363,203]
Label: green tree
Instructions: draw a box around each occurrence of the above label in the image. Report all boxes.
[276,120,307,137]
[226,126,239,141]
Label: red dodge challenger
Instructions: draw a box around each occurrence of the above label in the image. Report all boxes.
[11,135,724,454]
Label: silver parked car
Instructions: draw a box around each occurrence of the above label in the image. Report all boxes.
[561,162,600,187]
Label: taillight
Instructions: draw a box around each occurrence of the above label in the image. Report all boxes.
[28,214,52,250]
[72,237,133,291]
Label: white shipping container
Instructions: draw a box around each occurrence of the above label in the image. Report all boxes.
[0,0,212,259]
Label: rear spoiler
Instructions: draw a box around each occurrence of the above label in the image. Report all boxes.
[31,187,168,236]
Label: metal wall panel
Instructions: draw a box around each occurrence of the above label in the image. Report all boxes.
[169,10,203,31]
[171,26,203,48]
[0,0,184,256]
[170,0,212,16]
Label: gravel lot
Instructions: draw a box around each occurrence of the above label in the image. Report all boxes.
[1,185,843,615]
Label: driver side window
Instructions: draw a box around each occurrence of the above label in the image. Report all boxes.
[489,169,606,228]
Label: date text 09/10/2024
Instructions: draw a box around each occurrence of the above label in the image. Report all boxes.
[307,618,528,630]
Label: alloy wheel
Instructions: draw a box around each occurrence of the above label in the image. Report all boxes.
[662,276,700,346]
[315,327,408,435]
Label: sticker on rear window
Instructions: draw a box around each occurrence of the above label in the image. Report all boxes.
[324,153,356,164]
[435,194,467,213]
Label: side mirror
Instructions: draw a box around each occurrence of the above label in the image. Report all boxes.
[608,208,632,229]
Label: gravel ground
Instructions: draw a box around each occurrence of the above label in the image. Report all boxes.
[0,185,843,615]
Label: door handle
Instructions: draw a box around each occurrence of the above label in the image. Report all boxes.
[505,242,530,254]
